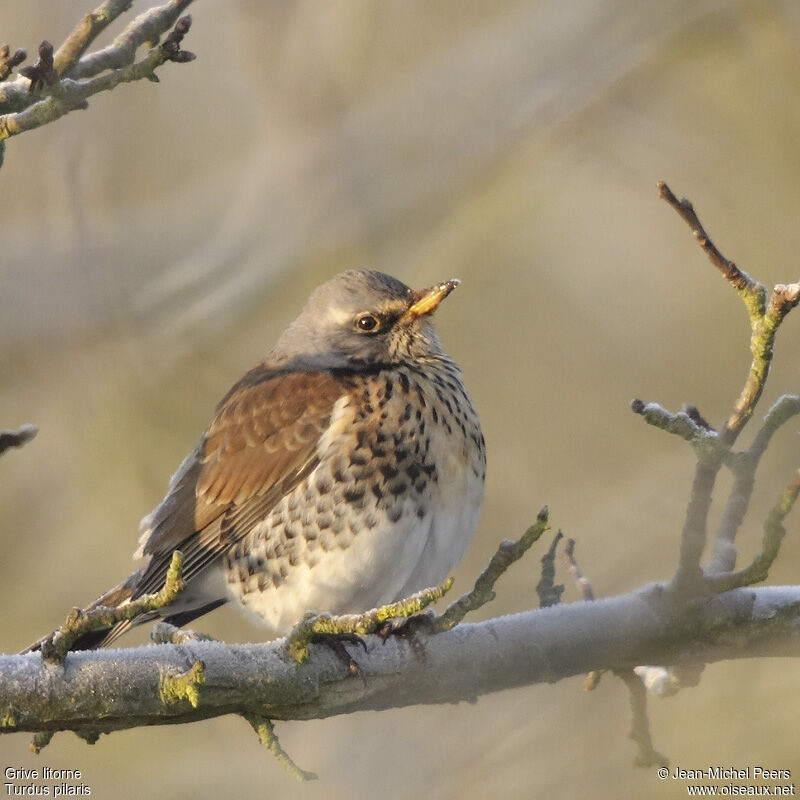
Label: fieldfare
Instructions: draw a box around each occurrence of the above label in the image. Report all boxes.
[26,270,486,650]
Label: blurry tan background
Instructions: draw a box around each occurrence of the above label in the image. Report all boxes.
[3,0,800,797]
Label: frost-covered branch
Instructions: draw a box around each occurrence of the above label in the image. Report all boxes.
[3,584,800,738]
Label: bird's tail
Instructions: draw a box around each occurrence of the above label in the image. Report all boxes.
[20,573,143,654]
[20,568,228,654]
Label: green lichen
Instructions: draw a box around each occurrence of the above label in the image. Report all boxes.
[159,660,205,708]
[1,711,16,728]
[244,713,317,782]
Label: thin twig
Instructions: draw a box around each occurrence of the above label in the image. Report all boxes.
[617,669,669,768]
[0,45,27,82]
[706,470,800,594]
[562,538,595,601]
[0,424,37,456]
[656,183,800,447]
[562,538,603,689]
[657,181,763,306]
[433,507,550,632]
[709,395,800,573]
[724,282,800,443]
[53,0,133,77]
[630,399,720,456]
[244,714,318,782]
[671,457,722,594]
[71,0,194,79]
[653,184,800,592]
[536,531,564,608]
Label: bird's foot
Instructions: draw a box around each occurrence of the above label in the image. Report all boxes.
[286,611,367,674]
[377,608,435,637]
[377,610,435,660]
[309,631,366,677]
[286,580,453,669]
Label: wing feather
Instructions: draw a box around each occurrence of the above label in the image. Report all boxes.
[131,368,352,601]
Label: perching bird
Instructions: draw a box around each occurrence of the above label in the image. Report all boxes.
[25,270,486,651]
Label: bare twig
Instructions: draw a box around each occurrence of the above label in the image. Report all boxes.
[671,457,722,594]
[433,507,550,632]
[657,181,764,307]
[561,538,604,688]
[244,714,318,783]
[536,531,564,608]
[709,395,800,573]
[648,184,800,593]
[617,669,669,768]
[0,424,37,456]
[725,281,800,443]
[0,3,195,144]
[71,0,194,80]
[18,41,58,93]
[706,470,800,594]
[562,538,595,602]
[630,399,720,455]
[0,45,27,81]
[53,0,133,78]
[657,183,800,446]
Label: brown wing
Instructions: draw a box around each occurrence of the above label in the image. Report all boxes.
[131,368,352,598]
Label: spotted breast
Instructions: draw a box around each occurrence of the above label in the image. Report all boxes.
[223,356,486,633]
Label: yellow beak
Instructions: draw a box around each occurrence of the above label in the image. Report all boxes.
[403,279,460,321]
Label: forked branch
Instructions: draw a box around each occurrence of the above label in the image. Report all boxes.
[638,183,800,592]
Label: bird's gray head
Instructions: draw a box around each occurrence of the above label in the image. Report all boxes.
[272,270,460,370]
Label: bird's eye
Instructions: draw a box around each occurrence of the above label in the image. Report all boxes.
[356,313,381,333]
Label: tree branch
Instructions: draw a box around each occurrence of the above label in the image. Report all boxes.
[640,184,800,593]
[656,181,765,313]
[3,585,800,738]
[433,507,549,631]
[709,395,800,573]
[53,0,134,78]
[706,470,800,594]
[0,1,195,145]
